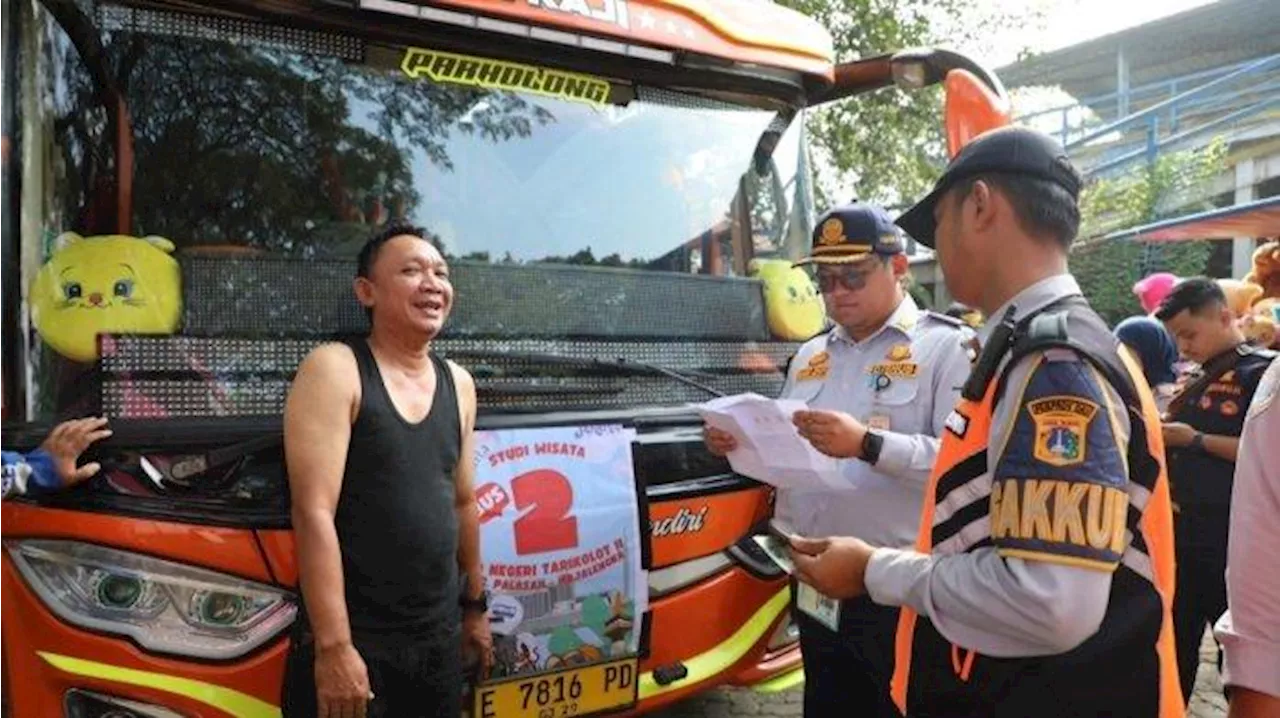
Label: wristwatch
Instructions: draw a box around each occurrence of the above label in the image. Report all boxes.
[460,590,490,614]
[861,430,885,466]
[1190,432,1206,453]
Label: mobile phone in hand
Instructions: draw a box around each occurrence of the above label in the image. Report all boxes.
[754,522,797,575]
[767,518,799,543]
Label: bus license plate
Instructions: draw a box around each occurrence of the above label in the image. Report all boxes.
[474,658,639,718]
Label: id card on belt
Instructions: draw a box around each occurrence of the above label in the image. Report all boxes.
[795,582,841,631]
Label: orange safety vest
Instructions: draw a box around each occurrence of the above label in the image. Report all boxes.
[889,301,1182,718]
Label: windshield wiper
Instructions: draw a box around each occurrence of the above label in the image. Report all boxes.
[445,349,727,398]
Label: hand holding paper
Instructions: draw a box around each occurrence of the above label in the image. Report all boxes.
[794,409,867,459]
[692,394,843,491]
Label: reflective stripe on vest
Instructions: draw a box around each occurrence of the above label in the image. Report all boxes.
[890,374,998,713]
[889,346,1183,718]
[1116,347,1183,717]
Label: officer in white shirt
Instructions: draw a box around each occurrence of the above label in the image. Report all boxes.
[704,203,972,718]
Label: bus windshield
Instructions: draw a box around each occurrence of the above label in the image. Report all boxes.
[11,2,816,420]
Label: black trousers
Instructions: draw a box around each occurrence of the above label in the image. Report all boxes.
[795,594,903,718]
[281,627,464,718]
[1172,508,1230,705]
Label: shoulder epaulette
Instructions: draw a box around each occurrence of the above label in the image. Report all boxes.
[923,310,966,329]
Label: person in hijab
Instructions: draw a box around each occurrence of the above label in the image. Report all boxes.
[1115,315,1180,412]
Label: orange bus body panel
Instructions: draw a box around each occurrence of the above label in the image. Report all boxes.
[648,485,770,567]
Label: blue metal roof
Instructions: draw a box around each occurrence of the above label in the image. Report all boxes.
[1103,195,1280,242]
[996,0,1280,101]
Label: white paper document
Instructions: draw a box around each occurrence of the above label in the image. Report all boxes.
[691,393,843,491]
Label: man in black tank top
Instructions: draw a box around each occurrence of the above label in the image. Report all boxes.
[282,224,492,718]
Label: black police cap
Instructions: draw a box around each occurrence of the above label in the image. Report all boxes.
[895,126,1082,248]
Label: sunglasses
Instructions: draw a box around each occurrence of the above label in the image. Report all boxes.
[815,264,880,293]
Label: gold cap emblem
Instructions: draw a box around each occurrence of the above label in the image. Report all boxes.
[819,219,845,246]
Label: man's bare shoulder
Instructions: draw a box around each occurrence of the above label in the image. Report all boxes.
[298,342,358,377]
[289,342,361,407]
[446,358,477,413]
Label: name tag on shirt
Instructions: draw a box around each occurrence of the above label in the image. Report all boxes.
[796,582,841,631]
[867,414,892,431]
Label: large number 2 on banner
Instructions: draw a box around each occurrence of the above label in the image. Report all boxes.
[511,469,580,555]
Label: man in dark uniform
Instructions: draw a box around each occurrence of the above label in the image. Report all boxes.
[1155,277,1276,704]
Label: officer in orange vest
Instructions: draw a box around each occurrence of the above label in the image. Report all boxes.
[788,127,1183,717]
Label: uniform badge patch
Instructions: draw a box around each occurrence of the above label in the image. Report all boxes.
[867,362,919,379]
[1221,400,1239,417]
[1028,395,1099,467]
[818,219,844,246]
[1199,395,1214,410]
[887,343,912,362]
[796,351,830,381]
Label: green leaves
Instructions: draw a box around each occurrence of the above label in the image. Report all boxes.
[777,0,944,206]
[775,0,1031,207]
[1071,140,1226,323]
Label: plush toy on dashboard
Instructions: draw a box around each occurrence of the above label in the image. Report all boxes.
[748,258,826,341]
[29,232,182,362]
[1241,311,1277,349]
[1218,278,1264,319]
[1244,240,1280,300]
[1241,296,1280,349]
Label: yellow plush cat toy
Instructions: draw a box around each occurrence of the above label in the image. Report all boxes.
[30,232,182,362]
[749,258,826,341]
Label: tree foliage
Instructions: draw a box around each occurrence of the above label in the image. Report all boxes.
[1070,140,1227,324]
[774,0,1034,208]
[53,21,550,253]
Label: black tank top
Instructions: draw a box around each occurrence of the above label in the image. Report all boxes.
[332,337,462,639]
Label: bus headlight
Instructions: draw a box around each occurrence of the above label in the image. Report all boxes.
[7,539,296,660]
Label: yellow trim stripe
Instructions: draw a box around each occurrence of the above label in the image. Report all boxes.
[752,667,805,694]
[38,652,281,718]
[638,587,791,700]
[812,244,873,255]
[996,548,1121,573]
[40,590,792,713]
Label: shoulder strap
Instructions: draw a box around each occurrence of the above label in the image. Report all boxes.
[961,296,1083,402]
[963,296,1140,411]
[1165,344,1250,417]
[345,335,375,374]
[998,298,1141,410]
[981,299,1162,496]
[430,351,459,400]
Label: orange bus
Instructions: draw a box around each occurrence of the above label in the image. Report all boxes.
[0,1,1009,716]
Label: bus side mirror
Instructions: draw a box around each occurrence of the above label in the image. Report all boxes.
[943,68,1012,159]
